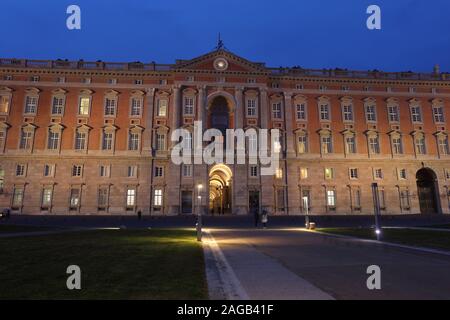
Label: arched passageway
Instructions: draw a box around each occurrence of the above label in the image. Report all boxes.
[416,168,441,214]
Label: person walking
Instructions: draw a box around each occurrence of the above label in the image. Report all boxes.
[137,210,142,221]
[261,208,268,229]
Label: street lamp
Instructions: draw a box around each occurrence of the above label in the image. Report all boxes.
[303,196,310,229]
[371,183,382,241]
[197,184,203,241]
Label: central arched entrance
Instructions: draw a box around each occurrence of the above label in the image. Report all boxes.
[209,164,232,215]
[416,168,441,214]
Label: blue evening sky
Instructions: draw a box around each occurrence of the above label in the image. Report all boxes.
[1,0,449,72]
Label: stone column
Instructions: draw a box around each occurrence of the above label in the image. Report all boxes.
[195,85,208,215]
[260,88,274,214]
[234,87,244,129]
[284,92,295,158]
[260,88,269,129]
[168,85,181,215]
[233,87,247,214]
[143,88,155,154]
[284,92,298,215]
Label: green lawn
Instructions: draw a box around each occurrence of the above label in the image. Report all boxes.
[0,229,207,299]
[318,227,450,251]
[0,224,56,233]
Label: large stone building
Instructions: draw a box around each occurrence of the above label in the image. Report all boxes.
[0,48,449,216]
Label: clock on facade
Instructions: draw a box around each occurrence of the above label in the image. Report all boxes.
[213,57,229,71]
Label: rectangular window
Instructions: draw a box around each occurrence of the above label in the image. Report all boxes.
[75,132,87,150]
[345,136,356,154]
[272,103,282,119]
[24,96,38,114]
[388,105,400,122]
[0,96,10,114]
[102,132,113,150]
[127,166,137,178]
[43,164,54,177]
[182,164,193,177]
[321,136,332,154]
[156,133,166,151]
[128,133,140,151]
[275,168,283,179]
[326,190,336,207]
[157,99,167,117]
[354,189,361,208]
[127,188,136,207]
[296,103,306,120]
[0,130,5,152]
[392,137,403,154]
[47,131,60,150]
[104,98,116,116]
[99,165,110,177]
[250,166,258,177]
[78,97,90,115]
[69,188,80,208]
[51,97,64,115]
[98,188,109,207]
[400,190,410,209]
[247,99,257,117]
[19,130,33,150]
[324,168,334,180]
[342,105,353,122]
[433,107,445,123]
[349,168,358,179]
[72,165,83,177]
[438,136,449,155]
[369,136,380,154]
[12,187,24,207]
[374,168,383,180]
[398,168,407,180]
[41,187,53,208]
[366,105,377,122]
[184,97,194,115]
[411,106,422,123]
[16,164,26,177]
[415,137,426,155]
[297,135,307,154]
[300,168,308,180]
[131,98,142,116]
[155,166,164,177]
[320,104,330,121]
[154,189,163,207]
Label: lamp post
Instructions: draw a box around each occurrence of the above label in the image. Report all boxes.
[303,196,310,229]
[371,183,382,241]
[197,184,203,241]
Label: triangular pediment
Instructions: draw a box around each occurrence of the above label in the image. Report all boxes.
[174,49,267,73]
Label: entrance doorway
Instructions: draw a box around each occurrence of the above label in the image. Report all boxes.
[209,164,232,215]
[249,191,260,214]
[416,168,441,214]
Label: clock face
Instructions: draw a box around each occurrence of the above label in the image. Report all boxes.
[214,57,229,71]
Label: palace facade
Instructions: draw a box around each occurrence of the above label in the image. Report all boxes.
[0,49,449,216]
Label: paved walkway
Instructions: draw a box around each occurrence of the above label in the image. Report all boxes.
[207,228,450,300]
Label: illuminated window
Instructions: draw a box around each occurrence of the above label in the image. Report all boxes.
[127,188,136,207]
[154,189,163,207]
[0,96,10,114]
[12,187,24,207]
[299,168,308,180]
[324,168,334,180]
[78,97,90,115]
[326,190,336,207]
[297,135,308,154]
[345,136,356,154]
[41,187,53,208]
[275,167,283,179]
[70,189,81,208]
[157,99,167,117]
[321,136,332,154]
